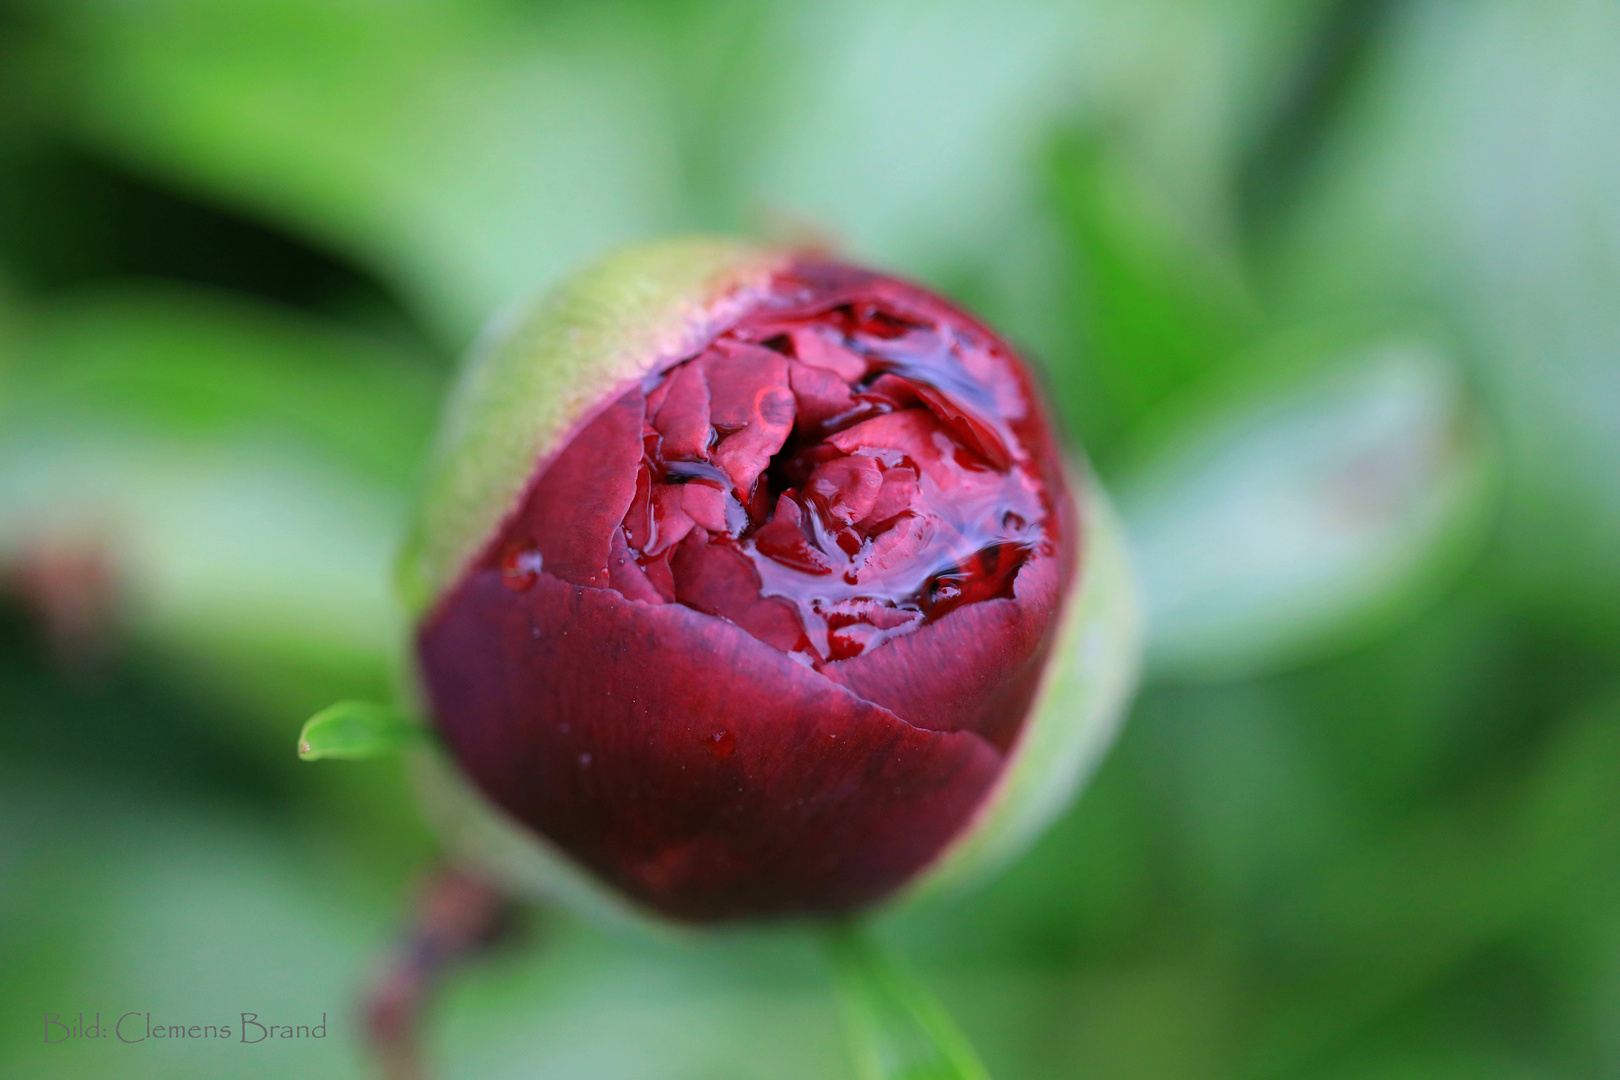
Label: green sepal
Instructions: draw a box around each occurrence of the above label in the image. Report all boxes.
[297,700,423,761]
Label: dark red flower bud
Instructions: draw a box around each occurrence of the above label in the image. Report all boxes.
[401,240,1138,924]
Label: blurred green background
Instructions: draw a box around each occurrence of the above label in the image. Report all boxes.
[1,0,1617,1077]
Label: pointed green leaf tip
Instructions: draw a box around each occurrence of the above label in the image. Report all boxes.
[296,701,421,761]
[825,924,990,1080]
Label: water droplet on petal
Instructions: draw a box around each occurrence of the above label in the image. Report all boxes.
[502,546,544,590]
[704,730,736,760]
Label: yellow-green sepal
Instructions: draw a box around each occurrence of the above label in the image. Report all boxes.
[398,238,793,618]
[896,467,1143,905]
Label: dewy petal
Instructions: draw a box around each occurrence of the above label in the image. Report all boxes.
[857,466,919,530]
[789,327,867,381]
[704,343,793,431]
[647,484,696,556]
[862,373,922,411]
[419,569,1003,920]
[855,513,932,579]
[671,530,806,653]
[705,344,796,496]
[828,409,955,487]
[608,528,665,605]
[788,361,856,434]
[680,482,732,535]
[806,455,884,526]
[753,493,837,575]
[855,322,1022,462]
[818,553,1064,752]
[714,427,791,497]
[505,388,645,588]
[652,361,712,461]
[912,382,1013,469]
[624,464,654,550]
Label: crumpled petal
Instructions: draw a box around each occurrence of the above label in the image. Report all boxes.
[651,361,712,461]
[506,389,645,588]
[671,529,807,653]
[806,455,884,526]
[705,344,795,497]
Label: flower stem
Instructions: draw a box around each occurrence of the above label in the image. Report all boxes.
[364,865,517,1080]
[822,922,990,1080]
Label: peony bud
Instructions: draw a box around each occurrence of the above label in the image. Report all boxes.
[401,239,1139,924]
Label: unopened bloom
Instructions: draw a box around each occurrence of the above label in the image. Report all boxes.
[402,240,1138,923]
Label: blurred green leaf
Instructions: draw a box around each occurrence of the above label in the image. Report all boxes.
[12,285,441,485]
[1267,0,1620,637]
[0,772,382,1080]
[826,924,989,1080]
[1117,326,1499,681]
[297,700,420,762]
[24,0,1329,355]
[1044,128,1257,453]
[1243,688,1620,1077]
[0,285,437,726]
[28,0,684,341]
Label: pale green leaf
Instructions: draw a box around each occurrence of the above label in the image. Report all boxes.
[1118,329,1500,681]
[297,700,420,761]
[0,286,431,722]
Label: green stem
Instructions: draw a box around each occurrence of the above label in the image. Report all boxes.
[822,922,990,1080]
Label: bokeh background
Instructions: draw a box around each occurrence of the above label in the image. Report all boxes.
[2,0,1617,1077]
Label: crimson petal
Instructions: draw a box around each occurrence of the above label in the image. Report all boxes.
[501,389,645,588]
[652,361,712,461]
[672,530,807,653]
[820,553,1065,753]
[419,570,1003,920]
[806,455,884,526]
